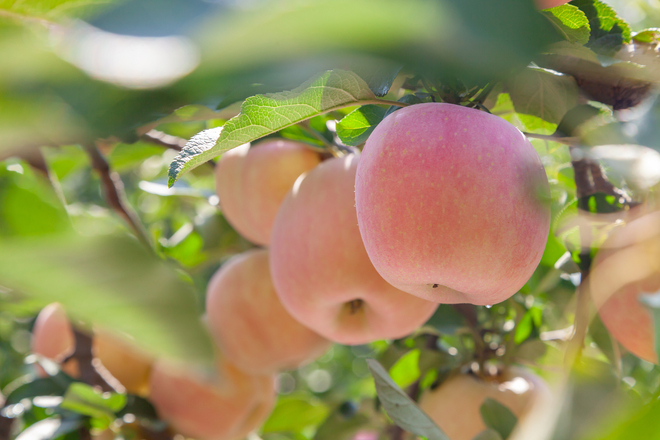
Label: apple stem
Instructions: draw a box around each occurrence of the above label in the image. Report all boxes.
[348,299,364,314]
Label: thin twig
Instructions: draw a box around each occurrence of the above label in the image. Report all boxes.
[141,130,187,151]
[85,144,153,250]
[298,121,342,157]
[523,132,580,147]
[471,83,496,105]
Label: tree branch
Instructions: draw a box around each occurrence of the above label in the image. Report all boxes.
[141,130,187,151]
[85,144,153,250]
[62,330,115,393]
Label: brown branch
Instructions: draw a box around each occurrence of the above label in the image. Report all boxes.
[0,406,13,440]
[571,152,631,201]
[63,330,115,393]
[140,130,187,151]
[85,144,153,250]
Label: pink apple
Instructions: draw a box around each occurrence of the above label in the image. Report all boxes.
[419,368,550,440]
[215,139,321,245]
[206,249,331,374]
[590,210,660,364]
[149,357,276,440]
[355,103,550,305]
[536,0,571,9]
[270,154,438,345]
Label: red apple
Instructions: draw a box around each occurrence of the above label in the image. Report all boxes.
[355,103,550,305]
[206,249,331,374]
[215,139,321,245]
[149,357,276,440]
[536,0,570,9]
[270,154,438,345]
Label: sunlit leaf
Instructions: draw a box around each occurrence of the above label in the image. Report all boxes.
[543,4,590,45]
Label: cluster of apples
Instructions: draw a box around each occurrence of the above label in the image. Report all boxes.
[31,102,560,439]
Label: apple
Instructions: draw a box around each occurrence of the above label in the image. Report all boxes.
[536,0,570,9]
[31,303,79,377]
[206,249,332,374]
[270,154,438,345]
[149,357,276,440]
[93,331,152,396]
[589,210,660,364]
[418,368,550,440]
[31,304,153,393]
[355,103,550,305]
[215,139,321,245]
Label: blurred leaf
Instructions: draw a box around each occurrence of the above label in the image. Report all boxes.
[61,383,125,423]
[168,70,377,186]
[543,4,591,45]
[5,376,75,405]
[116,395,159,421]
[314,411,370,440]
[336,105,387,147]
[425,305,467,335]
[389,349,421,389]
[556,104,604,137]
[473,429,504,440]
[506,67,579,124]
[515,306,543,345]
[515,340,548,362]
[348,60,402,97]
[0,234,214,364]
[589,314,617,366]
[0,161,71,238]
[580,396,660,440]
[107,142,163,172]
[570,0,631,56]
[367,359,449,440]
[480,398,518,440]
[15,417,82,440]
[262,395,330,434]
[633,29,660,44]
[0,0,115,21]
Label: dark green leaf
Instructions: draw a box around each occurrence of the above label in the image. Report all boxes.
[570,0,632,56]
[426,305,468,335]
[314,411,370,440]
[168,70,376,186]
[5,376,75,405]
[506,67,579,124]
[336,105,388,146]
[367,359,450,440]
[479,398,518,440]
[0,234,215,364]
[543,4,591,45]
[116,395,159,421]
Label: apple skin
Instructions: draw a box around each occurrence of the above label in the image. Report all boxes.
[270,154,438,345]
[589,210,660,364]
[419,368,550,440]
[93,331,152,396]
[206,249,332,374]
[536,0,570,9]
[355,103,550,305]
[31,303,79,377]
[149,358,276,440]
[215,139,321,245]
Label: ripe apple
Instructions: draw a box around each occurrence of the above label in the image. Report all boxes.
[215,139,321,245]
[149,357,276,440]
[418,368,550,440]
[355,103,550,305]
[536,0,570,9]
[93,331,152,396]
[589,210,660,364]
[206,249,332,374]
[31,303,79,377]
[270,154,438,345]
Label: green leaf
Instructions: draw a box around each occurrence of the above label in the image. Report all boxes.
[570,0,631,56]
[336,105,388,146]
[15,417,82,440]
[168,70,376,186]
[61,383,126,422]
[472,429,504,440]
[5,376,74,405]
[366,359,450,440]
[389,349,421,389]
[555,104,604,137]
[425,304,468,335]
[0,0,114,21]
[262,395,330,434]
[506,67,579,124]
[0,160,71,238]
[479,398,518,440]
[314,411,370,440]
[633,28,660,44]
[0,233,215,364]
[543,4,590,45]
